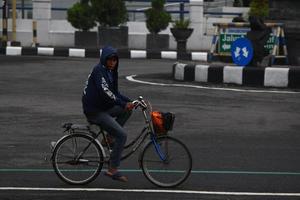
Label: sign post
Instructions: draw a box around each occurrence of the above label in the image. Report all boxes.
[209,23,288,66]
[219,33,275,55]
[231,38,253,66]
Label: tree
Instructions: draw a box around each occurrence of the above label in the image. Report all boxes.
[91,0,128,27]
[249,0,269,18]
[67,0,96,31]
[145,0,171,34]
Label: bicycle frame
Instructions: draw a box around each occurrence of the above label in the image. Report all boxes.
[51,96,193,188]
[122,100,168,162]
[118,101,158,160]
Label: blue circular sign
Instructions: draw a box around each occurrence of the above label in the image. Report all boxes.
[231,38,253,66]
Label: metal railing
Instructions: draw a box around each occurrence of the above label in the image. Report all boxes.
[2,0,242,21]
[1,0,189,20]
[128,1,188,21]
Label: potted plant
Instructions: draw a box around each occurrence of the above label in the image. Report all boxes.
[67,0,97,48]
[170,19,193,53]
[91,0,128,49]
[145,0,171,51]
[249,0,269,19]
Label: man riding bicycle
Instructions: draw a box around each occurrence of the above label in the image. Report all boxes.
[82,46,134,182]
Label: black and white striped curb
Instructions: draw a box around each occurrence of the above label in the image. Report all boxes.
[0,46,208,61]
[173,63,300,88]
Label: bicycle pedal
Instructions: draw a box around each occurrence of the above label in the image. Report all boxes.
[44,155,50,162]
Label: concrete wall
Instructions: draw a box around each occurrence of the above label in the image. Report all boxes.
[0,1,249,51]
[0,18,235,50]
[221,7,249,18]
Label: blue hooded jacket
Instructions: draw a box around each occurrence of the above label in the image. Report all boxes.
[82,46,131,114]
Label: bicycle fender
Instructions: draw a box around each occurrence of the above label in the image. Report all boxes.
[92,136,106,158]
[50,134,70,160]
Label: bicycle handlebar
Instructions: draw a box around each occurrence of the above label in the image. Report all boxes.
[132,96,148,110]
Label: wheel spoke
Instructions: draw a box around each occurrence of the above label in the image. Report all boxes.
[52,134,104,185]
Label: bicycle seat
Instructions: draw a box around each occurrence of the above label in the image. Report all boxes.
[71,124,90,130]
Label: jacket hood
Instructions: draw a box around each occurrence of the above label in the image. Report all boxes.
[100,46,119,71]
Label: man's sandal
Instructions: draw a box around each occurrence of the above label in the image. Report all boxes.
[105,171,128,182]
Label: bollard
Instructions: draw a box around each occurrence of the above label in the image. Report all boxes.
[32,20,39,47]
[2,0,8,47]
[2,18,8,44]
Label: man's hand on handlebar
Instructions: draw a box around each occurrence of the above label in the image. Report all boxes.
[126,102,135,111]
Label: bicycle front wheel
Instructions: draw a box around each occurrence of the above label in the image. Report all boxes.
[52,133,104,185]
[141,136,192,188]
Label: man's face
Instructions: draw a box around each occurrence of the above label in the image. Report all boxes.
[106,57,117,70]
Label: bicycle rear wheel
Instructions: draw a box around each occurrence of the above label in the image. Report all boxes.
[141,136,192,188]
[52,133,104,185]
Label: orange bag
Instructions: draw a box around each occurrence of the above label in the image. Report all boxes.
[151,111,175,135]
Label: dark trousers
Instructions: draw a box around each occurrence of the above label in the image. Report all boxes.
[85,106,132,168]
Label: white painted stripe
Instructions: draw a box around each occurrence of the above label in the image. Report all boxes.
[161,51,177,59]
[69,48,85,57]
[191,52,208,61]
[6,46,22,56]
[264,67,289,88]
[223,66,243,85]
[174,63,186,81]
[195,65,209,82]
[0,187,299,197]
[126,75,300,94]
[130,50,147,59]
[38,47,54,56]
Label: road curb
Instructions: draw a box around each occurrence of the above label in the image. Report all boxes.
[0,46,208,61]
[173,63,300,88]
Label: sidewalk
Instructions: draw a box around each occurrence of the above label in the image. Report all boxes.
[0,46,208,61]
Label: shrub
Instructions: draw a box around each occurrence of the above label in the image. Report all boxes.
[145,0,171,34]
[67,0,96,31]
[249,0,269,18]
[91,0,128,27]
[173,19,190,29]
[233,0,242,7]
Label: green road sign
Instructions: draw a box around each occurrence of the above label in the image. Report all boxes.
[219,33,275,54]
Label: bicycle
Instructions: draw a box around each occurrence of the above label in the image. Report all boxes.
[51,96,192,188]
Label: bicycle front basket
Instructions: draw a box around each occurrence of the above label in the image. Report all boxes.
[151,111,175,135]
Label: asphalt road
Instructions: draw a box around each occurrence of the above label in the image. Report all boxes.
[0,55,300,200]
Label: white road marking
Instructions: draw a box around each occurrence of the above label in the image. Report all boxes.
[126,75,300,94]
[0,187,299,197]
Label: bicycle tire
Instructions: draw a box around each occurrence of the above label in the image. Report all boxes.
[140,136,192,188]
[52,133,104,185]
